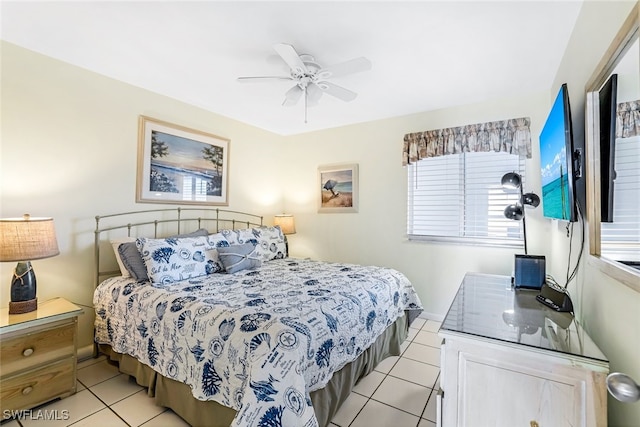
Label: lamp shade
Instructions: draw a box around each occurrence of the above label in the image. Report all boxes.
[522,192,541,208]
[274,214,296,235]
[504,204,524,221]
[0,215,60,262]
[501,172,522,189]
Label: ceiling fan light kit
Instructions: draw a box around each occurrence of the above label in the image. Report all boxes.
[238,43,371,123]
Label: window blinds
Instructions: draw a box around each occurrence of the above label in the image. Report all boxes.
[407,151,526,246]
[601,135,640,261]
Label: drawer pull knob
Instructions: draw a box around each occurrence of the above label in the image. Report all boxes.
[22,386,33,395]
[530,422,539,427]
[22,348,34,357]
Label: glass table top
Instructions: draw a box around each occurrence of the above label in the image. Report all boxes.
[440,273,608,363]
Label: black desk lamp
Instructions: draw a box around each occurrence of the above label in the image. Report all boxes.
[501,172,540,254]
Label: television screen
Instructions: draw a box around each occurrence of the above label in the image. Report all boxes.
[539,84,577,222]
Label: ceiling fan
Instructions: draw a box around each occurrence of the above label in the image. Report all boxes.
[237,43,372,123]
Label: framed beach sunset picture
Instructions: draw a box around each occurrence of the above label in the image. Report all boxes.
[318,163,359,213]
[137,116,229,205]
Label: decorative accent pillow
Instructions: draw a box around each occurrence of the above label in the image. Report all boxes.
[136,235,224,285]
[205,232,232,249]
[119,229,209,281]
[110,237,136,278]
[222,226,287,261]
[221,228,258,246]
[217,243,262,274]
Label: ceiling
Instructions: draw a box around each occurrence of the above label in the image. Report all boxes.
[1,1,584,136]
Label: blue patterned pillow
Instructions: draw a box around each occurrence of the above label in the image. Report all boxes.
[119,228,209,281]
[205,232,232,249]
[222,226,287,261]
[217,243,262,274]
[136,235,223,284]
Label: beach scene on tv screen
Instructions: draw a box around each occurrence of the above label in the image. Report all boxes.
[540,91,572,221]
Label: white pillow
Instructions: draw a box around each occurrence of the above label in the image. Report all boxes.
[255,226,287,261]
[110,237,135,278]
[136,235,223,285]
[221,226,287,261]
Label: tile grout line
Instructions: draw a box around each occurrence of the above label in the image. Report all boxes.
[63,386,131,427]
[344,323,438,427]
[359,397,425,423]
[72,380,169,427]
[84,375,146,407]
[76,355,107,370]
[418,380,435,421]
[346,343,399,427]
[419,372,440,424]
[137,407,171,427]
[347,366,391,427]
[76,362,121,390]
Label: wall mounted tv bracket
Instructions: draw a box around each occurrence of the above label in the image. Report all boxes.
[573,148,583,179]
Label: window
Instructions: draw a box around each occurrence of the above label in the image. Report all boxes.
[583,4,639,291]
[407,151,526,246]
[600,135,640,262]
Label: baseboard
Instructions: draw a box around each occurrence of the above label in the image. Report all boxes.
[78,344,95,361]
[418,311,445,322]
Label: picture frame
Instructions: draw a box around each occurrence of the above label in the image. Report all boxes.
[318,163,359,213]
[136,116,230,206]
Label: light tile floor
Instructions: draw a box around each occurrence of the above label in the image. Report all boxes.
[1,318,441,427]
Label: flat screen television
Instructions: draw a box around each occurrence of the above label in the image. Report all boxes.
[539,84,578,222]
[599,74,617,222]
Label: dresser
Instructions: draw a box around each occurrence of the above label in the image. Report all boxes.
[438,273,609,427]
[0,298,83,414]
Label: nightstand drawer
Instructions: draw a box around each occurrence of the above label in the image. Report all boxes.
[1,320,76,376]
[0,357,75,412]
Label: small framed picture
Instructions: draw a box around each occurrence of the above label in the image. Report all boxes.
[318,163,359,213]
[136,116,230,205]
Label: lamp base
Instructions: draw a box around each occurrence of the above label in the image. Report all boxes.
[9,297,38,314]
[9,261,38,314]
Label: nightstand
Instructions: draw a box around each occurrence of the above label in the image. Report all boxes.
[0,297,83,413]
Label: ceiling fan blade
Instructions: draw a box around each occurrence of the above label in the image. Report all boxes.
[316,81,358,102]
[274,43,308,75]
[317,57,372,80]
[282,84,303,106]
[237,76,293,82]
[307,83,323,106]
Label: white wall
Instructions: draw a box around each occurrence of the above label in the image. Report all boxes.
[0,42,286,353]
[281,91,550,318]
[550,1,640,425]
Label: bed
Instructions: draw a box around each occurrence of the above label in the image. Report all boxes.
[92,208,423,427]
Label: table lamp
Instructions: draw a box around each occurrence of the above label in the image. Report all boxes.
[274,214,296,235]
[0,214,59,314]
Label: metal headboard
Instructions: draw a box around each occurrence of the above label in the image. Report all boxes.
[94,207,263,287]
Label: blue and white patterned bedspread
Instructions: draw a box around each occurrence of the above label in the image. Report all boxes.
[94,258,422,427]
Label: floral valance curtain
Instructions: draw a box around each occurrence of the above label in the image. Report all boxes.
[402,117,532,166]
[616,100,640,138]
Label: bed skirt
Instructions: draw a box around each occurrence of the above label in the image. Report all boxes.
[98,312,412,427]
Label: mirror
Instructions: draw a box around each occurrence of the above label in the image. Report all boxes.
[585,4,639,290]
